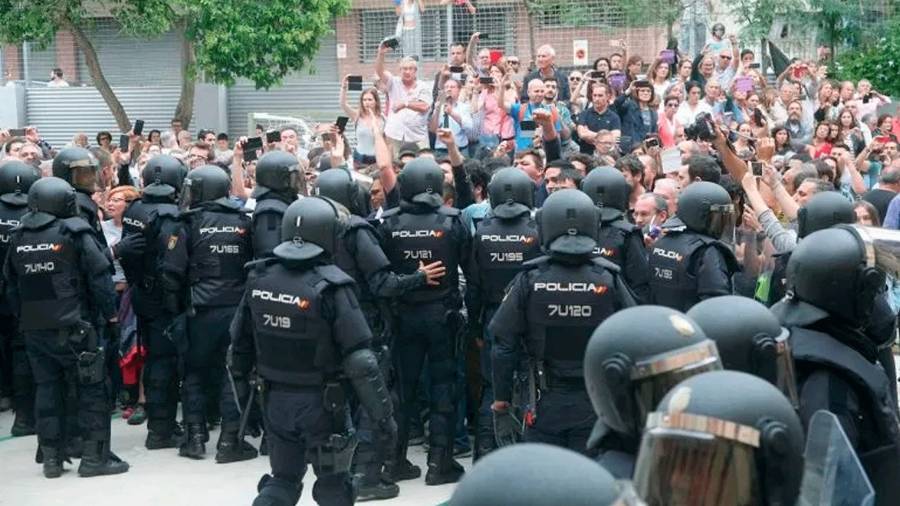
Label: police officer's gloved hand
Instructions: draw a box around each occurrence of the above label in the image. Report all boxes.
[106,320,121,345]
[375,416,398,461]
[492,402,521,447]
[114,233,147,259]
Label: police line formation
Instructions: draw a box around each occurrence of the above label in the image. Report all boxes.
[0,145,898,506]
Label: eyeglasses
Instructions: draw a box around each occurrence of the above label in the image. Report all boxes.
[508,60,520,65]
[569,77,582,81]
[720,55,732,60]
[665,103,679,108]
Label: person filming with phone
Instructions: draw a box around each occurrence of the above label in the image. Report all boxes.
[375,39,433,154]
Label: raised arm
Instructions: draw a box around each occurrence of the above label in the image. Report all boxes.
[372,117,396,195]
[375,44,392,84]
[339,75,360,121]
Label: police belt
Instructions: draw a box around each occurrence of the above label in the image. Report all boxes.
[267,382,322,393]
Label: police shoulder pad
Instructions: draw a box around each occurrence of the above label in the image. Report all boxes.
[61,216,93,235]
[314,264,355,287]
[156,205,180,220]
[590,256,621,274]
[244,257,278,273]
[252,198,288,217]
[380,207,401,219]
[178,207,201,219]
[437,206,461,217]
[522,255,552,268]
[347,215,375,232]
[610,219,639,234]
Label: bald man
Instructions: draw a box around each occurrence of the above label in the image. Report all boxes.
[520,44,570,102]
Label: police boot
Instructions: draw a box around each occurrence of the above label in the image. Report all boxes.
[11,411,36,437]
[384,457,421,482]
[252,474,302,506]
[178,422,206,459]
[145,430,180,450]
[355,463,400,502]
[215,424,258,464]
[65,435,83,459]
[41,446,64,479]
[77,441,130,477]
[424,448,464,486]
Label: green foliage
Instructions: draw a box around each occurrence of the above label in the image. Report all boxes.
[186,0,350,89]
[0,0,68,49]
[833,20,900,97]
[730,0,806,42]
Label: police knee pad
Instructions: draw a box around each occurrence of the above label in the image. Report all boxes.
[76,350,105,385]
[431,383,456,414]
[253,474,302,506]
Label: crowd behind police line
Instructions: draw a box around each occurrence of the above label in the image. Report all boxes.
[1,26,900,506]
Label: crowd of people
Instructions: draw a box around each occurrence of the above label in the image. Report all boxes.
[1,24,900,506]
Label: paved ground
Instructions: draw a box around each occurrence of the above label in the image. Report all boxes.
[0,410,467,506]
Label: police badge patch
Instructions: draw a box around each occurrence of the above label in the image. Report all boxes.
[167,235,178,250]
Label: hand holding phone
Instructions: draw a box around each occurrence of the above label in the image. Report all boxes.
[347,75,363,91]
[243,136,263,151]
[119,134,130,152]
[133,119,144,136]
[750,161,763,176]
[336,116,349,134]
[265,130,281,144]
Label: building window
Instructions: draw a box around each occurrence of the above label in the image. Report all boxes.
[530,0,625,29]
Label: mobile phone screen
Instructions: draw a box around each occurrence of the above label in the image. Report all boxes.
[336,116,349,134]
[133,119,144,136]
[119,134,129,152]
[244,137,263,151]
[265,130,281,144]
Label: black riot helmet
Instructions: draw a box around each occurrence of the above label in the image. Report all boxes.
[180,165,231,208]
[141,154,187,200]
[783,225,891,327]
[580,166,629,221]
[52,147,99,193]
[27,176,78,219]
[633,371,804,506]
[796,191,855,239]
[584,305,722,444]
[676,181,735,240]
[450,443,644,506]
[687,296,798,407]
[252,150,302,199]
[0,160,40,206]
[315,168,371,217]
[398,157,445,208]
[535,189,600,256]
[274,196,350,262]
[487,167,535,219]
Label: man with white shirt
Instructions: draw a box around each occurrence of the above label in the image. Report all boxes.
[430,79,474,153]
[375,43,433,153]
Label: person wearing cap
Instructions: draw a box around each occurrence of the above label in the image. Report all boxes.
[490,189,635,455]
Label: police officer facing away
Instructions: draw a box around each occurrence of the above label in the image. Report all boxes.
[648,181,738,311]
[0,161,40,436]
[580,166,651,303]
[317,167,445,500]
[250,151,301,259]
[465,167,541,460]
[583,305,723,478]
[772,225,900,504]
[632,371,804,506]
[229,197,396,506]
[4,177,128,478]
[377,157,472,485]
[161,165,257,463]
[491,189,636,455]
[116,155,187,450]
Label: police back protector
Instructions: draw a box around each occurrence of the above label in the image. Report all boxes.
[474,214,541,305]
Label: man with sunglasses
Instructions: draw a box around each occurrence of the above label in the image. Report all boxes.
[712,34,739,90]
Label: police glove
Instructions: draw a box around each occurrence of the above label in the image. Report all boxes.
[113,233,146,260]
[492,403,522,447]
[106,320,121,345]
[375,416,398,462]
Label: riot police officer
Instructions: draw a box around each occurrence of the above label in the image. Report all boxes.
[632,371,804,506]
[580,166,650,302]
[250,150,301,258]
[583,305,723,477]
[4,177,128,478]
[465,167,541,460]
[317,167,444,499]
[377,157,472,485]
[116,155,187,449]
[687,295,799,405]
[161,165,257,463]
[450,443,642,506]
[648,181,738,311]
[772,225,900,504]
[491,189,636,456]
[229,196,397,506]
[762,191,855,306]
[51,147,108,248]
[0,161,39,436]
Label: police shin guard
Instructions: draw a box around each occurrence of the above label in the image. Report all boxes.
[215,423,258,464]
[424,447,464,486]
[178,422,206,459]
[252,474,302,506]
[77,440,130,477]
[41,445,64,479]
[355,462,400,502]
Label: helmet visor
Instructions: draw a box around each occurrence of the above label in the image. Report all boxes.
[631,341,723,432]
[845,224,900,277]
[707,203,736,244]
[773,329,800,409]
[71,166,98,192]
[634,414,762,506]
[178,178,194,210]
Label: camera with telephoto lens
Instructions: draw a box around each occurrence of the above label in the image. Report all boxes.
[685,113,717,142]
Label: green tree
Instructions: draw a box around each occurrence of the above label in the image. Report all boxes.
[0,0,349,131]
[833,19,900,97]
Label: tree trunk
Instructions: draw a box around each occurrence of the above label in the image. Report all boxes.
[65,18,130,132]
[174,21,196,130]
